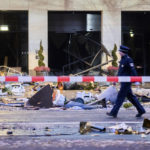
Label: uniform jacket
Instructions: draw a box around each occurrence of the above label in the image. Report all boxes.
[117,54,137,76]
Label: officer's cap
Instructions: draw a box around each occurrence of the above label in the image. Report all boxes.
[119,45,130,54]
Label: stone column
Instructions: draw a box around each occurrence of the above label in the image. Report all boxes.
[101,10,121,67]
[28,9,48,75]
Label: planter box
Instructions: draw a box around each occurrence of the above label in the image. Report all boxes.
[36,71,48,76]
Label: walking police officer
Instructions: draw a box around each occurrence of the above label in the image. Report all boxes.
[106,45,146,118]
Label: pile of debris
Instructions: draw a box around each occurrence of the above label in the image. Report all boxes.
[0,82,149,111]
[79,118,150,136]
[0,83,25,96]
[133,87,150,102]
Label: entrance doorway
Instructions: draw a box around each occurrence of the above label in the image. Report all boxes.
[122,11,150,75]
[48,11,101,75]
[0,11,28,73]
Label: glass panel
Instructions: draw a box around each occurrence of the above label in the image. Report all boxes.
[0,11,28,73]
[48,11,101,75]
[122,11,150,75]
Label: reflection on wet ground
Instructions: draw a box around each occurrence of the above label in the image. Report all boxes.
[0,122,149,141]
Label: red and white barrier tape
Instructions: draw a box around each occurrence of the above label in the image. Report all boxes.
[0,76,150,82]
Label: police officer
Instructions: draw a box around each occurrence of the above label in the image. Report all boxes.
[106,45,146,118]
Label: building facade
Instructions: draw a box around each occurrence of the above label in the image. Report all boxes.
[0,0,150,75]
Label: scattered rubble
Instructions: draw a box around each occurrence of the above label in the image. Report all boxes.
[108,123,133,135]
[65,100,100,110]
[123,102,133,108]
[0,82,149,112]
[28,84,53,108]
[11,83,25,96]
[143,118,150,128]
[53,89,66,106]
[0,89,8,96]
[78,118,150,136]
[133,87,150,102]
[7,131,13,135]
[88,85,118,105]
[79,122,106,134]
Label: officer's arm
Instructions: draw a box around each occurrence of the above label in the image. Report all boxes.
[128,58,137,76]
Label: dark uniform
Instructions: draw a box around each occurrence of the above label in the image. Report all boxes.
[107,45,145,118]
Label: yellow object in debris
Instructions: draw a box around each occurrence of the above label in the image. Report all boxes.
[57,82,63,90]
[0,72,4,76]
[52,90,56,101]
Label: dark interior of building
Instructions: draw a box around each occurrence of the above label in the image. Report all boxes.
[0,11,28,73]
[48,11,101,75]
[122,11,150,75]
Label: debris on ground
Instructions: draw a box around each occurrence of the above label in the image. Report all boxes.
[80,121,150,135]
[65,100,100,110]
[79,122,106,134]
[7,131,13,135]
[133,88,150,98]
[11,83,25,96]
[143,118,150,128]
[106,120,150,135]
[76,91,94,103]
[64,82,98,90]
[0,88,8,96]
[0,102,24,107]
[53,89,66,106]
[28,84,53,108]
[133,87,150,102]
[5,83,25,96]
[123,102,133,108]
[32,84,45,91]
[107,123,133,135]
[88,85,118,105]
[0,81,149,113]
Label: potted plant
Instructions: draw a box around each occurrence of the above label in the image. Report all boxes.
[34,40,50,76]
[107,44,118,76]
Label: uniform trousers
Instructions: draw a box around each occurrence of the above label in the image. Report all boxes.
[110,82,145,116]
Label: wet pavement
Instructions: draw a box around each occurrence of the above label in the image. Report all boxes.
[0,106,149,149]
[0,137,149,150]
